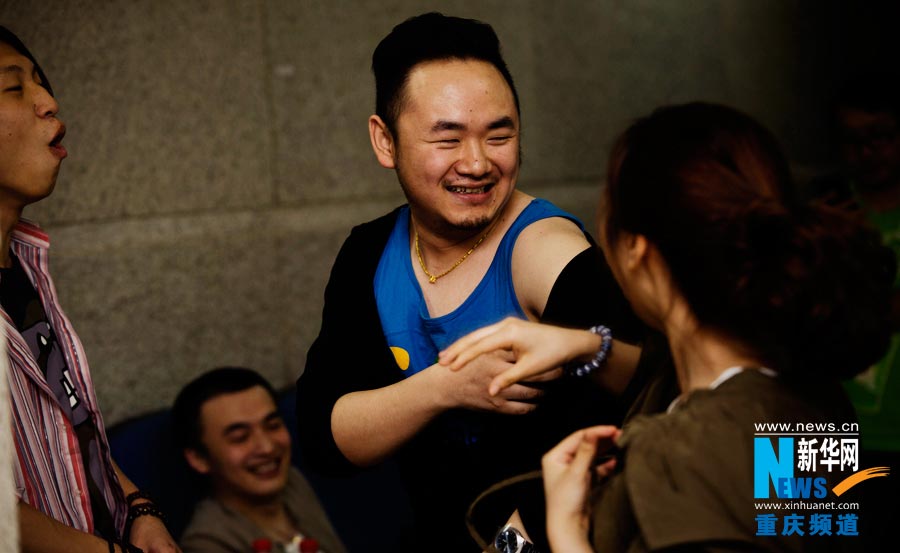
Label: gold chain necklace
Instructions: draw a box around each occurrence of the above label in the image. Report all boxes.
[414,224,494,284]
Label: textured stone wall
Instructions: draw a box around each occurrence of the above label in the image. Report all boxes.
[0,0,876,424]
[0,341,18,551]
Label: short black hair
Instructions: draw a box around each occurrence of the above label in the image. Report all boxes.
[172,367,279,453]
[372,12,520,135]
[0,26,53,97]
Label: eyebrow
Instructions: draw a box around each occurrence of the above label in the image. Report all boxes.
[223,422,250,435]
[487,116,516,131]
[430,116,517,133]
[431,120,466,133]
[0,64,24,76]
[222,410,282,435]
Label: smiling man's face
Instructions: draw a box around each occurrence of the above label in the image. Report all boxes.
[390,58,520,238]
[187,386,291,504]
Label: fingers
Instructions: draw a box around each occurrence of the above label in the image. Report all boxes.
[480,382,541,415]
[446,330,512,371]
[569,432,601,475]
[581,425,619,444]
[493,348,517,363]
[489,363,537,396]
[498,400,539,415]
[594,457,617,479]
[439,318,522,370]
[519,366,564,383]
[544,428,590,466]
[495,382,544,403]
[488,358,561,396]
[543,426,618,467]
[438,320,505,368]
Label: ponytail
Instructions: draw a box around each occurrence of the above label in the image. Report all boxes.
[606,102,895,378]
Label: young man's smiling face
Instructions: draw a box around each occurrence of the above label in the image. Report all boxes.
[0,42,66,210]
[186,385,291,504]
[388,58,520,239]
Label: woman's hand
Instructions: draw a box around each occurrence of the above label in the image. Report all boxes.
[542,426,620,553]
[438,318,601,395]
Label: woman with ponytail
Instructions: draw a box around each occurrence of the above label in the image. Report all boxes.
[441,103,895,552]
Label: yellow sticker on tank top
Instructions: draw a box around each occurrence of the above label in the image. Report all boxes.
[389,346,410,370]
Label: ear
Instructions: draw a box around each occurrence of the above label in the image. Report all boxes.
[184,448,211,475]
[368,115,397,169]
[621,232,649,271]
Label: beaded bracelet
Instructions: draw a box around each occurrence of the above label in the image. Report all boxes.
[566,325,613,377]
[127,502,167,524]
[125,490,154,506]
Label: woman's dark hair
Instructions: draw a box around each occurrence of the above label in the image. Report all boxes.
[172,367,279,453]
[0,26,53,96]
[605,102,895,378]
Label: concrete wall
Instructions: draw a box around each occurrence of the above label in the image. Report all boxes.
[0,340,18,551]
[0,0,882,424]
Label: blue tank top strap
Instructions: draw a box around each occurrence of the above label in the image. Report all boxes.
[492,198,584,275]
[374,199,584,377]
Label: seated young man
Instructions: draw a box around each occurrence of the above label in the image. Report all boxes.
[173,368,345,553]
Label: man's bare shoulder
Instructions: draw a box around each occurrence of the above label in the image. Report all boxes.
[512,214,593,318]
[517,215,590,251]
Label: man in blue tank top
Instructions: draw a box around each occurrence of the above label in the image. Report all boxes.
[297,13,647,552]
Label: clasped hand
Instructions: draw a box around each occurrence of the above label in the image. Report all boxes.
[439,317,592,395]
[432,346,554,415]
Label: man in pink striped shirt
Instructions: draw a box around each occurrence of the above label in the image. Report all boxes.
[0,26,178,553]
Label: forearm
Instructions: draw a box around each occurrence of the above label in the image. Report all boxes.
[19,502,109,553]
[590,339,642,395]
[331,366,446,466]
[112,460,139,499]
[112,461,180,553]
[547,328,642,396]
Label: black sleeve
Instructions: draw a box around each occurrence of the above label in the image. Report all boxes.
[517,243,652,552]
[295,214,401,475]
[543,243,674,416]
[541,243,645,341]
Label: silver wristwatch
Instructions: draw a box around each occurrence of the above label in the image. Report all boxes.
[493,524,539,553]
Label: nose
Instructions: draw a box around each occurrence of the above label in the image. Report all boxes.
[253,429,277,454]
[32,83,60,119]
[456,139,492,178]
